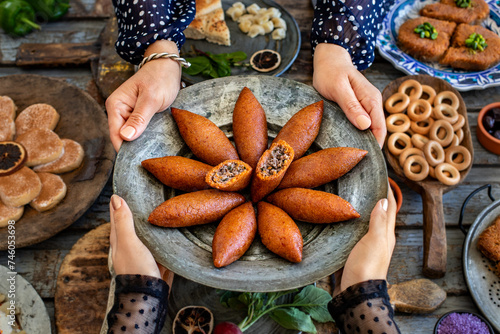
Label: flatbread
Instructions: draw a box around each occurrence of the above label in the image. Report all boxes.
[185,0,231,46]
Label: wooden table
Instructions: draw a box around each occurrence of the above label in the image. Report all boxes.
[1,1,499,333]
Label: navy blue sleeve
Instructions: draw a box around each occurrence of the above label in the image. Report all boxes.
[112,0,196,65]
[311,0,393,71]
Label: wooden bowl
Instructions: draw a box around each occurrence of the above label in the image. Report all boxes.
[477,102,500,155]
[382,75,474,278]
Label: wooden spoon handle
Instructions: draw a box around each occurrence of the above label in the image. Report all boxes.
[421,185,447,278]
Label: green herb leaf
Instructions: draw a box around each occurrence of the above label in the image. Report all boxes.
[270,308,317,333]
[182,56,211,75]
[292,285,334,323]
[182,49,248,79]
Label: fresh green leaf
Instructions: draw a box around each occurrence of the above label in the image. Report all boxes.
[226,51,247,62]
[183,56,211,75]
[293,285,332,306]
[269,308,317,333]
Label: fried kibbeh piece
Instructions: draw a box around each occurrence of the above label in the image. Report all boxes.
[0,114,15,141]
[212,202,257,268]
[440,24,500,71]
[206,159,252,192]
[0,167,41,207]
[278,147,368,189]
[272,101,323,160]
[30,173,67,212]
[266,188,360,224]
[232,87,268,169]
[398,17,456,62]
[477,215,500,262]
[142,156,211,192]
[0,201,24,227]
[148,189,245,227]
[257,201,303,263]
[0,96,17,120]
[251,140,294,203]
[16,128,63,167]
[15,103,60,136]
[33,139,84,174]
[421,0,489,25]
[171,107,239,166]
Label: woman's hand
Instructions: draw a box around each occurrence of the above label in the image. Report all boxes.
[337,187,397,294]
[109,194,162,278]
[106,40,182,152]
[313,43,386,148]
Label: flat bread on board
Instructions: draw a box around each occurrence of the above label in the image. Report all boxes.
[184,0,231,46]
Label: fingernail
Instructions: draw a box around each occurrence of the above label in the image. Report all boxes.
[111,195,122,211]
[355,115,371,130]
[120,126,136,140]
[381,199,388,212]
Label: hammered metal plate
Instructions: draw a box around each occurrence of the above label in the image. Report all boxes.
[113,75,387,292]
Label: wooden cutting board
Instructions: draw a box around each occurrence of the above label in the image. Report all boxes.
[55,223,111,334]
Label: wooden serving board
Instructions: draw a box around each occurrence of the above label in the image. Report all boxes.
[55,223,111,334]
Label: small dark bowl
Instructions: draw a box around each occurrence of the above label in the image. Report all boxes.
[477,102,500,155]
[433,310,495,334]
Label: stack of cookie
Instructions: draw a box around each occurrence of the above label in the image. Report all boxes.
[0,97,84,227]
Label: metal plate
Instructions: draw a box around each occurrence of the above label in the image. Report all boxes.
[181,0,300,84]
[0,74,115,250]
[164,275,298,334]
[113,75,388,292]
[463,200,500,333]
[0,265,51,333]
[376,0,500,91]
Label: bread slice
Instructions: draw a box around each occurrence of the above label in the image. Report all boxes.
[398,17,457,62]
[421,0,490,25]
[15,103,60,136]
[0,96,17,120]
[185,1,231,46]
[0,167,42,207]
[34,139,84,174]
[16,128,64,167]
[0,114,15,141]
[0,201,24,227]
[30,173,67,212]
[440,24,500,71]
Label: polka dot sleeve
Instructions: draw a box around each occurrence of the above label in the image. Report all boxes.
[112,0,196,65]
[107,274,169,334]
[328,280,401,334]
[310,0,393,71]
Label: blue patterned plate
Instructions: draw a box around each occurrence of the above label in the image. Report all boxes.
[376,0,500,91]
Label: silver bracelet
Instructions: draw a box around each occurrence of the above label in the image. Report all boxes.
[138,52,191,69]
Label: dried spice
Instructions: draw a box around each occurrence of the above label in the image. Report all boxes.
[250,49,281,72]
[0,141,27,176]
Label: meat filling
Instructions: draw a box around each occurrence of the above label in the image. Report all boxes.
[260,145,291,176]
[211,162,246,183]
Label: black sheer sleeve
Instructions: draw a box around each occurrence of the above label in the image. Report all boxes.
[329,280,401,334]
[107,274,169,334]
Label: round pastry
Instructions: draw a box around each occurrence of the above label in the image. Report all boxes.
[0,114,15,141]
[429,119,454,147]
[411,133,430,149]
[15,103,60,136]
[30,173,67,212]
[0,96,17,120]
[399,147,425,168]
[452,114,465,132]
[423,140,445,167]
[0,201,24,228]
[387,132,412,156]
[385,92,410,114]
[407,99,432,122]
[403,155,429,181]
[433,104,459,124]
[398,79,423,101]
[435,163,460,186]
[386,114,411,133]
[0,167,42,207]
[445,145,472,171]
[16,128,64,167]
[410,118,434,135]
[434,91,460,110]
[33,139,84,174]
[419,85,437,105]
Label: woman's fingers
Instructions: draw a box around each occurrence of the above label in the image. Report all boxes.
[119,88,161,142]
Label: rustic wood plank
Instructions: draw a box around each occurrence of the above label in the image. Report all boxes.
[0,21,105,64]
[66,0,114,18]
[16,42,99,66]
